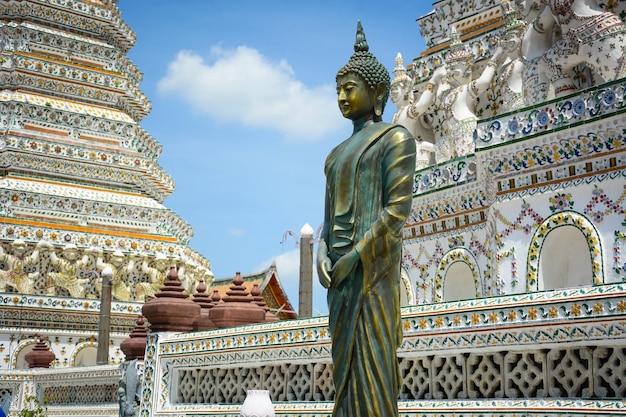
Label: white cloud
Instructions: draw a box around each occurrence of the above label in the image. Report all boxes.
[228,227,246,237]
[255,248,328,316]
[157,46,344,140]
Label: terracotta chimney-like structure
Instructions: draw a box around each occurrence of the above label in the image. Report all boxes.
[251,283,279,322]
[142,266,201,332]
[120,315,148,360]
[210,272,266,328]
[192,279,217,331]
[25,338,56,368]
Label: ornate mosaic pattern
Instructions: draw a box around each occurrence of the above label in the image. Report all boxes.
[0,151,172,202]
[0,91,160,160]
[412,155,477,196]
[0,136,171,193]
[476,80,626,148]
[416,0,499,48]
[0,180,192,243]
[0,20,130,67]
[0,177,163,208]
[1,0,135,52]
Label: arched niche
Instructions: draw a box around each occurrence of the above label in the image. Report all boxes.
[526,211,603,291]
[434,248,481,302]
[401,268,414,306]
[13,340,36,369]
[443,262,477,302]
[540,225,592,290]
[71,343,98,367]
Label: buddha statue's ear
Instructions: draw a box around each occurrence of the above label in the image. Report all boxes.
[374,82,386,117]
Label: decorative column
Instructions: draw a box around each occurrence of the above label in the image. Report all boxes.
[299,223,314,318]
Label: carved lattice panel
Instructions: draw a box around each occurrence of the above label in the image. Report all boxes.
[173,345,626,405]
[238,367,263,403]
[399,356,431,400]
[313,362,334,402]
[177,369,199,403]
[504,350,547,398]
[212,367,239,403]
[467,352,504,398]
[431,354,466,399]
[44,384,117,404]
[594,346,626,397]
[548,347,592,397]
[286,363,313,401]
[263,364,288,402]
[195,369,213,403]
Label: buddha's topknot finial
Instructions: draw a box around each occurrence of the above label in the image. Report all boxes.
[337,21,391,112]
[354,20,369,53]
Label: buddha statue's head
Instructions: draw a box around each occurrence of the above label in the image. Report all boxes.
[336,21,390,122]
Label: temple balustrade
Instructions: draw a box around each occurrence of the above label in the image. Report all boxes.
[0,365,121,417]
[138,283,626,416]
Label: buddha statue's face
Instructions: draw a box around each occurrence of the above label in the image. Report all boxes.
[336,73,375,121]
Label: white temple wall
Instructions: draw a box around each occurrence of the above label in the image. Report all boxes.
[403,143,626,305]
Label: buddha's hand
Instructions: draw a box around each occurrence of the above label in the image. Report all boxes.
[331,248,359,287]
[317,240,332,289]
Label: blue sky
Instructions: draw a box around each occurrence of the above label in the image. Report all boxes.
[119,1,433,315]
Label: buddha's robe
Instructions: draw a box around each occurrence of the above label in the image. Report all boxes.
[321,121,415,417]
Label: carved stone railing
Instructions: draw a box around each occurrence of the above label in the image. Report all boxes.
[0,365,120,417]
[141,283,626,416]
